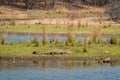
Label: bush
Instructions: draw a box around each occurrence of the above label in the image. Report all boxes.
[83,39,87,53]
[10,19,16,26]
[1,33,6,44]
[109,35,118,45]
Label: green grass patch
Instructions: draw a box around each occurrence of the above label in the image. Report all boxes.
[0,42,120,57]
[0,24,120,34]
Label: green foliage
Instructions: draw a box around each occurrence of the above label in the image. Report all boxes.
[1,36,6,44]
[91,27,102,43]
[32,35,39,47]
[1,33,6,44]
[109,35,118,45]
[66,23,75,46]
[83,39,87,53]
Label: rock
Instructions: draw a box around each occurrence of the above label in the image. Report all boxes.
[33,50,71,55]
[101,57,111,63]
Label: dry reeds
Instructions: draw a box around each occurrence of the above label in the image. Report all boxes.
[1,31,7,44]
[109,34,118,45]
[0,19,6,26]
[10,32,15,45]
[19,37,23,43]
[66,22,75,46]
[10,19,16,26]
[54,7,69,14]
[77,20,81,29]
[42,25,48,45]
[53,34,60,44]
[33,35,39,47]
[83,38,87,52]
[91,27,102,43]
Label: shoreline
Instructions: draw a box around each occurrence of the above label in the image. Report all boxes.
[0,31,120,37]
[0,56,120,62]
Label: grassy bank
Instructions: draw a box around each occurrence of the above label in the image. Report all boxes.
[0,42,120,57]
[0,24,120,34]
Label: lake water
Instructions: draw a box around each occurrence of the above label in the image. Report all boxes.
[0,61,120,80]
[0,33,120,42]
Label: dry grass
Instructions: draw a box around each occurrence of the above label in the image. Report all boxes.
[1,31,7,44]
[10,19,16,26]
[83,38,87,52]
[91,27,102,43]
[53,7,69,14]
[42,25,48,45]
[66,22,75,46]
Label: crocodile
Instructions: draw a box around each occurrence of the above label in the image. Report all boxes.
[33,50,71,55]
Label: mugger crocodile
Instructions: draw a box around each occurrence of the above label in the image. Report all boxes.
[33,50,71,55]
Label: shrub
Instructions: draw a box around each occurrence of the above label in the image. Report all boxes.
[0,19,6,26]
[42,26,48,45]
[33,35,39,43]
[83,39,87,53]
[91,27,102,43]
[53,34,60,44]
[66,23,75,46]
[1,35,6,44]
[32,35,39,47]
[77,20,81,29]
[10,19,16,26]
[1,32,7,44]
[109,35,118,45]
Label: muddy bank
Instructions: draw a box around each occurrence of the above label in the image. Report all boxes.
[0,56,120,62]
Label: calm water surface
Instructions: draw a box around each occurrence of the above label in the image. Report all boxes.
[0,33,120,42]
[0,61,120,80]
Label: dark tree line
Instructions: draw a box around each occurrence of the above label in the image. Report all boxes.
[81,0,109,6]
[0,0,120,22]
[0,0,109,9]
[105,0,120,23]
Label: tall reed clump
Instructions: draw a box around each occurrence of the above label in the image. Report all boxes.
[109,34,118,45]
[77,20,81,30]
[0,19,6,26]
[53,34,60,44]
[10,19,16,26]
[42,25,48,45]
[33,34,39,47]
[10,31,15,45]
[66,22,75,46]
[26,33,31,47]
[91,27,102,43]
[1,32,7,44]
[53,21,60,44]
[83,38,87,52]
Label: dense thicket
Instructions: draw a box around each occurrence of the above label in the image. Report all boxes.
[0,0,109,9]
[81,0,109,6]
[105,0,120,23]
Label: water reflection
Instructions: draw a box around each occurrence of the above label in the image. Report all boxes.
[0,61,120,80]
[0,33,120,42]
[0,60,120,70]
